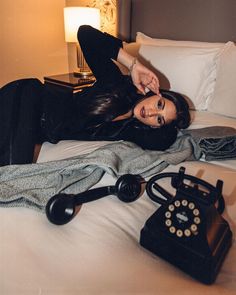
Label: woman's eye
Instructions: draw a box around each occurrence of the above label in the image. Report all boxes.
[157,100,162,109]
[157,115,162,125]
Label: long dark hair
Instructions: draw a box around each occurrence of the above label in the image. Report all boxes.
[76,77,139,123]
[76,78,190,129]
[147,89,191,129]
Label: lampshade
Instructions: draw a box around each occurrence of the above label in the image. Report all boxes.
[64,7,100,43]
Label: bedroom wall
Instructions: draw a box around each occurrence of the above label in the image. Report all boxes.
[130,0,236,42]
[0,0,68,87]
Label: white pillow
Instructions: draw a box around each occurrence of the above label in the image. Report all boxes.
[138,44,222,110]
[136,32,224,48]
[123,36,234,112]
[135,32,236,111]
[207,42,236,118]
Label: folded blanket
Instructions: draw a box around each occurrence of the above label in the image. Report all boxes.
[182,126,236,160]
[0,126,235,212]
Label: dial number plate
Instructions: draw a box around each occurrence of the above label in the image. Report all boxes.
[165,199,201,237]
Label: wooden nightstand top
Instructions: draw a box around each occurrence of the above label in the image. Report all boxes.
[44,73,96,91]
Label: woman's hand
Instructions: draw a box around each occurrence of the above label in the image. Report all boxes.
[130,59,160,95]
[117,48,160,95]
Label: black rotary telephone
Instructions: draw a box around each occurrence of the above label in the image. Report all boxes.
[141,166,232,284]
[46,167,232,284]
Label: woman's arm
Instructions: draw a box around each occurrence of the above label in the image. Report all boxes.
[78,25,159,93]
[78,25,123,82]
[117,48,160,95]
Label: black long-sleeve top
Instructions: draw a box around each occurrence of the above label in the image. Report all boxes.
[0,26,177,166]
[42,25,177,151]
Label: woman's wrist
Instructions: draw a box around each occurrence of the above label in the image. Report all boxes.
[117,48,138,72]
[129,58,137,75]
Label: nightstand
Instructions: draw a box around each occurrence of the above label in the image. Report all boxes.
[44,73,96,94]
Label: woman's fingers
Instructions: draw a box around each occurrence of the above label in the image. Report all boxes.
[145,74,160,94]
[131,64,160,94]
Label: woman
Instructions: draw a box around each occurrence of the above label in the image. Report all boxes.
[0,26,190,166]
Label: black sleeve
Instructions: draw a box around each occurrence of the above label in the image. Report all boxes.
[77,25,124,83]
[83,120,178,151]
[120,124,178,150]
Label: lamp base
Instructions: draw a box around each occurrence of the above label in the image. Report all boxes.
[73,69,93,78]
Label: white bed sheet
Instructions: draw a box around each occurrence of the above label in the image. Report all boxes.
[1,161,235,294]
[1,111,236,295]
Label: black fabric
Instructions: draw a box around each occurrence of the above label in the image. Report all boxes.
[62,25,177,150]
[0,26,178,166]
[60,117,177,151]
[78,25,123,83]
[0,79,44,165]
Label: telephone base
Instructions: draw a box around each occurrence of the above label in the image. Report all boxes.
[140,211,232,284]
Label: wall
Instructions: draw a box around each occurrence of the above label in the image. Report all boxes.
[131,0,236,42]
[0,0,68,86]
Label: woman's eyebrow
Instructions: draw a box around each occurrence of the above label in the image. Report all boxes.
[162,99,165,110]
[162,116,165,125]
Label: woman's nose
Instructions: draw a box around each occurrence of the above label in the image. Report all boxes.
[148,109,159,117]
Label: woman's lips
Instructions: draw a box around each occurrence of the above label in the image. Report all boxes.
[140,106,145,118]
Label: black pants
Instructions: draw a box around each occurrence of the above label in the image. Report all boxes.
[0,78,44,166]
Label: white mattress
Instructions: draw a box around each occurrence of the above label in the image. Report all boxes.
[1,111,236,294]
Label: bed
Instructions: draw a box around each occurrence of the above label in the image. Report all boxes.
[1,0,236,294]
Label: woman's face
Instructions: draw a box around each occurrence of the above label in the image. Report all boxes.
[133,94,177,127]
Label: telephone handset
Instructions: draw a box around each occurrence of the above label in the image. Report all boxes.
[140,167,232,284]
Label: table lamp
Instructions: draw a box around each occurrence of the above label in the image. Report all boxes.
[64,7,100,77]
